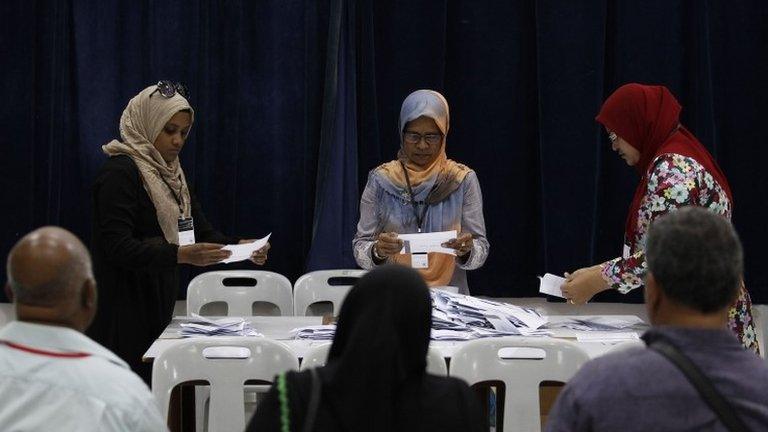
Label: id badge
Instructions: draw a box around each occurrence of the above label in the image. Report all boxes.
[411,253,429,269]
[178,217,196,246]
[622,243,631,259]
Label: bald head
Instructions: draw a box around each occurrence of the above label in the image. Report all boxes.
[6,227,96,330]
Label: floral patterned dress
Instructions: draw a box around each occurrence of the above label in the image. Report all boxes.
[601,153,759,353]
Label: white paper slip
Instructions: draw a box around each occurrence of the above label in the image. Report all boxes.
[538,273,566,298]
[577,331,639,342]
[221,233,271,264]
[398,230,457,255]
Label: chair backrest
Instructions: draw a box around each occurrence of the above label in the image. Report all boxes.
[293,269,366,316]
[300,342,332,370]
[152,338,299,432]
[300,342,447,376]
[426,347,448,375]
[449,337,590,432]
[187,270,293,316]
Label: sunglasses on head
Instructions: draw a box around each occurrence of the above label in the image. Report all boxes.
[149,80,189,99]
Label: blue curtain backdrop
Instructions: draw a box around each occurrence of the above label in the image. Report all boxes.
[2,0,767,303]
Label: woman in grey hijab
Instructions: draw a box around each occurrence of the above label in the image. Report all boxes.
[353,89,489,293]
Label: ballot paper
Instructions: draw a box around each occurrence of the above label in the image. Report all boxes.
[179,314,263,337]
[221,233,271,264]
[398,230,457,255]
[545,316,646,332]
[538,273,566,298]
[289,325,336,340]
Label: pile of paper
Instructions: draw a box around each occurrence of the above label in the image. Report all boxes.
[544,316,646,332]
[180,314,263,337]
[430,291,550,340]
[289,325,336,340]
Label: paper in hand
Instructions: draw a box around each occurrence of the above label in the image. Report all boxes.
[538,273,566,298]
[397,230,458,255]
[221,233,271,264]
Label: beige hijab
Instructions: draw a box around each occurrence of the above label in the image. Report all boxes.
[379,90,470,286]
[102,85,194,244]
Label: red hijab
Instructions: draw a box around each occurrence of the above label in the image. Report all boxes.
[595,83,733,247]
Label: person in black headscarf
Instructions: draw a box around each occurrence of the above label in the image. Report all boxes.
[247,264,487,432]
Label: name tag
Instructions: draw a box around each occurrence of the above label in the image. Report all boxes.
[623,243,631,259]
[178,217,195,246]
[411,253,429,269]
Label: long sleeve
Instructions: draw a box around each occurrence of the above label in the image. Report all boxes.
[457,172,489,270]
[353,173,382,269]
[93,159,178,270]
[601,154,730,293]
[544,383,591,432]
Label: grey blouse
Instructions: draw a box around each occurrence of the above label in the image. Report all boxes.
[353,169,489,294]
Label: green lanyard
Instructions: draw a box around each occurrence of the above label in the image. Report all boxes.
[277,373,291,432]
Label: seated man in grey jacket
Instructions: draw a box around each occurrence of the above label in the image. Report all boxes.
[546,207,768,431]
[0,227,167,431]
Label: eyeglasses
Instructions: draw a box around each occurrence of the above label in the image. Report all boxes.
[403,131,442,146]
[150,80,189,99]
[607,130,618,144]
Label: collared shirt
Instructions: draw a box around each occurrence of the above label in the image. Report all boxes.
[0,321,167,432]
[546,326,768,432]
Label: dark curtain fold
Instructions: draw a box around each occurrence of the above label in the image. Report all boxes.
[307,0,359,270]
[2,0,767,303]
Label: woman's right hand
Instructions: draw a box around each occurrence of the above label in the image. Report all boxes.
[178,243,231,266]
[374,232,403,258]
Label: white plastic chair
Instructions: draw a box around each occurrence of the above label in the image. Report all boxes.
[300,342,333,370]
[449,337,590,432]
[187,270,293,317]
[300,342,448,376]
[426,347,448,375]
[152,338,299,432]
[186,271,293,431]
[293,269,366,316]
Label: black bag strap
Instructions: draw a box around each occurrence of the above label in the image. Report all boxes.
[302,368,322,432]
[650,340,750,432]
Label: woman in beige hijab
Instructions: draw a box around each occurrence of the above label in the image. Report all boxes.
[89,82,269,382]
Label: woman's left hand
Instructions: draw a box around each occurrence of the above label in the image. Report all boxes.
[442,232,473,257]
[240,240,270,265]
[560,265,608,305]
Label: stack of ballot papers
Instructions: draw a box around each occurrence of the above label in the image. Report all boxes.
[544,316,646,332]
[430,290,551,340]
[289,325,336,340]
[179,314,263,337]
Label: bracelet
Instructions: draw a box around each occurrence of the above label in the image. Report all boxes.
[372,245,386,261]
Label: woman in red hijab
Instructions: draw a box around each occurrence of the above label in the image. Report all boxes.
[561,83,759,353]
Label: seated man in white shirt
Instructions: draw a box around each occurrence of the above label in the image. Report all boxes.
[0,226,167,432]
